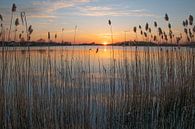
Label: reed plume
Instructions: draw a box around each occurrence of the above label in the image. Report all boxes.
[149,28,151,33]
[168,23,173,43]
[184,28,188,35]
[8,3,17,41]
[185,19,188,27]
[27,25,33,41]
[183,21,186,27]
[153,35,157,41]
[55,34,57,42]
[141,30,143,35]
[139,25,142,29]
[48,32,50,41]
[145,23,149,41]
[133,26,137,33]
[14,18,19,41]
[62,28,64,43]
[165,13,169,21]
[108,20,111,26]
[133,26,137,42]
[0,14,3,42]
[154,21,157,28]
[20,12,29,41]
[0,14,3,21]
[19,33,22,40]
[145,23,149,31]
[108,20,114,45]
[189,29,193,40]
[158,27,163,43]
[28,26,33,35]
[193,26,195,42]
[168,23,171,29]
[144,32,147,38]
[189,15,193,26]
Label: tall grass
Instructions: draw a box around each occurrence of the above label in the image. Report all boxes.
[0,46,194,129]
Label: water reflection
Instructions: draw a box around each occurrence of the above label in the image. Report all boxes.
[0,46,194,129]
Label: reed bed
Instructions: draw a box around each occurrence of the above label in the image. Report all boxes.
[0,46,194,129]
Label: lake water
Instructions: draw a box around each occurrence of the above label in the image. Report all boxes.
[0,46,194,129]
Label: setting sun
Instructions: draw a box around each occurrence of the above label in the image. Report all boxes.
[102,41,108,46]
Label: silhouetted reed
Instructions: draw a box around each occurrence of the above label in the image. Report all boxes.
[8,3,16,41]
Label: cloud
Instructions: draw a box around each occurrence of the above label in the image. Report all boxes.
[32,0,93,13]
[23,0,94,20]
[29,14,56,19]
[77,6,155,17]
[32,1,73,13]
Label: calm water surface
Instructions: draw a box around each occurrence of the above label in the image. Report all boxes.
[0,46,194,129]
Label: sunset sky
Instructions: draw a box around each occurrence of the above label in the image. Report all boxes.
[0,0,195,44]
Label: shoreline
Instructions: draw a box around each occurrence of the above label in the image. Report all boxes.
[0,41,195,48]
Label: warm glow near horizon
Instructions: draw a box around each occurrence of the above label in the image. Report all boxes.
[102,41,108,45]
[0,0,195,44]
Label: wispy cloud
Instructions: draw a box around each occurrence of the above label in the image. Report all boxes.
[77,6,155,17]
[32,0,93,13]
[29,14,56,19]
[24,0,94,20]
